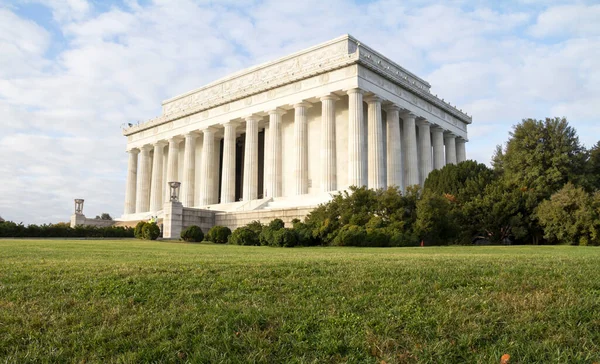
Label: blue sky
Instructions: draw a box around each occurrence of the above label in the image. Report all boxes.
[1,0,599,224]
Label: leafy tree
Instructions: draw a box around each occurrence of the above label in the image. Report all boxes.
[95,213,113,220]
[586,141,600,190]
[463,181,530,244]
[415,193,457,244]
[536,183,600,245]
[494,117,587,198]
[423,160,495,202]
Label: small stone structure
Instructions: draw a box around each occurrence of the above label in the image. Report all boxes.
[70,198,115,228]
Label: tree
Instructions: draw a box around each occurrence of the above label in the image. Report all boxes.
[586,141,600,190]
[95,213,113,220]
[536,183,599,245]
[494,117,587,198]
[490,118,588,243]
[415,193,457,244]
[463,181,530,244]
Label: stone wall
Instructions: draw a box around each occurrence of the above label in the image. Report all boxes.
[70,214,115,228]
[182,207,217,232]
[214,207,314,230]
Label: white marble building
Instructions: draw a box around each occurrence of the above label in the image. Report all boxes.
[121,35,470,221]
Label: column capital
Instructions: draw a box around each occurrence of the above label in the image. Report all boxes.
[415,118,430,127]
[153,140,168,147]
[364,95,384,104]
[221,120,240,128]
[268,107,286,116]
[244,115,262,123]
[183,131,200,138]
[319,94,340,102]
[345,87,364,95]
[293,101,312,109]
[140,144,153,152]
[430,124,445,132]
[456,136,468,142]
[383,104,401,113]
[400,111,417,120]
[444,131,456,139]
[200,126,219,134]
[128,148,140,154]
[167,136,183,143]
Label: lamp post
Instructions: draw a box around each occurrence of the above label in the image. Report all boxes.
[168,182,181,202]
[74,199,84,214]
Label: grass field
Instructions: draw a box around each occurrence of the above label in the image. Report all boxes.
[1,240,599,363]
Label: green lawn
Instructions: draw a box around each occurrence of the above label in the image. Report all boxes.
[1,240,599,363]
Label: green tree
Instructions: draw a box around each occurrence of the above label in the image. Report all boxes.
[536,183,600,245]
[463,181,530,244]
[415,193,457,244]
[586,141,600,190]
[494,117,587,198]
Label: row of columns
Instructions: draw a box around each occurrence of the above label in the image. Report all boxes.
[124,88,467,215]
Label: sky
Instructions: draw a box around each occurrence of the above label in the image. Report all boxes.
[0,0,599,224]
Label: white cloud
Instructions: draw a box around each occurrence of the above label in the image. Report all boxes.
[529,4,600,37]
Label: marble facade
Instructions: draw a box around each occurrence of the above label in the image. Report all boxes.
[121,35,470,220]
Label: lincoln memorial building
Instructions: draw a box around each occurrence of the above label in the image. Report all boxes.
[120,35,470,224]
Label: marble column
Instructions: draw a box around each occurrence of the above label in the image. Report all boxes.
[456,137,467,163]
[444,132,457,165]
[124,148,139,214]
[416,119,433,184]
[431,126,445,170]
[181,132,197,207]
[365,95,385,190]
[385,105,402,189]
[221,121,238,204]
[401,112,419,188]
[320,94,338,192]
[135,145,152,213]
[243,116,260,201]
[165,137,180,202]
[347,88,366,188]
[149,142,166,212]
[266,108,285,198]
[199,127,217,206]
[294,102,311,195]
[263,124,270,197]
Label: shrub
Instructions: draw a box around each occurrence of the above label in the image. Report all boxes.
[245,220,264,236]
[259,218,285,246]
[134,221,147,239]
[229,227,260,246]
[291,219,318,246]
[142,222,160,240]
[271,228,299,247]
[0,221,134,238]
[331,225,367,246]
[207,225,232,244]
[388,230,419,247]
[181,225,204,242]
[365,228,390,247]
